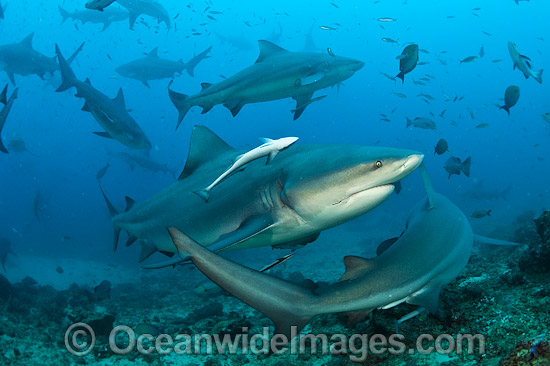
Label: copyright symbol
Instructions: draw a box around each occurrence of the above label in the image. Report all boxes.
[65,322,95,356]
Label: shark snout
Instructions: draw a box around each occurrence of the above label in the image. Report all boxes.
[352,60,365,71]
[403,153,424,171]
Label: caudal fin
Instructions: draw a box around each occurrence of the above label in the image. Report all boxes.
[193,188,210,202]
[55,44,77,92]
[168,80,191,130]
[461,156,471,177]
[396,72,405,83]
[499,105,510,116]
[533,69,543,84]
[58,5,70,23]
[99,185,121,251]
[406,117,413,128]
[168,227,315,340]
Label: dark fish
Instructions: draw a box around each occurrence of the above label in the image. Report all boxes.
[94,280,112,301]
[56,266,64,274]
[476,123,489,128]
[460,56,478,63]
[406,116,436,130]
[396,44,419,83]
[382,37,398,43]
[444,156,471,179]
[471,209,491,218]
[500,85,520,115]
[434,139,449,155]
[135,323,163,336]
[479,45,484,58]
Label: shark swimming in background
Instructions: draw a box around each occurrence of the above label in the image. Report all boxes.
[85,0,117,12]
[55,45,152,150]
[167,165,519,339]
[0,87,18,154]
[0,84,6,105]
[115,46,212,87]
[168,40,364,128]
[116,151,177,178]
[115,0,170,29]
[58,5,129,31]
[100,125,423,266]
[0,33,84,85]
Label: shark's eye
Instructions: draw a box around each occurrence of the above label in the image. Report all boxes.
[375,161,383,168]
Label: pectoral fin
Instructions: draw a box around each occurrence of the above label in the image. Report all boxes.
[266,151,278,164]
[208,214,276,252]
[292,93,313,120]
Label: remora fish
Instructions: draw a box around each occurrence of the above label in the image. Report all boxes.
[0,33,84,85]
[116,0,170,29]
[55,45,152,150]
[86,0,117,11]
[166,165,519,338]
[101,125,423,266]
[168,41,364,127]
[508,41,543,84]
[195,136,299,202]
[0,87,18,154]
[58,5,129,31]
[500,85,520,115]
[115,46,211,87]
[395,44,419,83]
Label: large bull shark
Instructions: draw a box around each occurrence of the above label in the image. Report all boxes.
[115,46,211,87]
[167,165,519,339]
[168,40,364,128]
[58,5,129,31]
[0,33,84,85]
[55,45,152,150]
[115,0,170,29]
[101,125,423,266]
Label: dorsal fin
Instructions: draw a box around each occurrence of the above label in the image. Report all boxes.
[255,40,289,64]
[125,196,136,211]
[113,88,126,108]
[148,47,159,57]
[20,33,34,47]
[84,78,92,85]
[338,255,376,282]
[200,82,212,91]
[419,164,436,209]
[178,125,235,180]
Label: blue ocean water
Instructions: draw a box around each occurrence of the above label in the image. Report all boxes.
[0,0,549,363]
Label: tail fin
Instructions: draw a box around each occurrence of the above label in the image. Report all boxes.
[99,185,121,251]
[486,209,492,216]
[461,157,471,177]
[406,117,413,128]
[55,44,77,92]
[194,188,210,202]
[58,5,70,23]
[499,105,510,116]
[168,227,315,340]
[396,72,404,83]
[534,69,543,84]
[168,80,191,130]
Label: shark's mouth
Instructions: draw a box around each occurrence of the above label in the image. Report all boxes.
[333,184,395,205]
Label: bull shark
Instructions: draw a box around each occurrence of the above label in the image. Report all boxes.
[0,33,84,85]
[101,125,423,266]
[168,165,519,339]
[0,87,18,154]
[116,151,177,177]
[86,0,117,11]
[115,46,212,87]
[58,5,129,31]
[508,41,543,84]
[168,40,364,128]
[55,45,152,150]
[116,0,170,29]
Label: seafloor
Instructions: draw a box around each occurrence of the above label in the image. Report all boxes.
[1,210,549,366]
